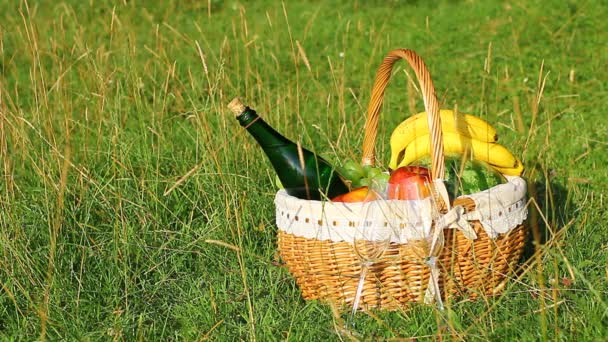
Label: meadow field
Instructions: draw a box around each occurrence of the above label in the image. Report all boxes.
[1,0,607,340]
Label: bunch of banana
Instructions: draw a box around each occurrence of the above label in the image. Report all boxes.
[389,110,524,176]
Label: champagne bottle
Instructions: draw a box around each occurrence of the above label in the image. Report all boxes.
[227,98,349,200]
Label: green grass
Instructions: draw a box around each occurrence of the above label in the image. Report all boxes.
[1,0,607,340]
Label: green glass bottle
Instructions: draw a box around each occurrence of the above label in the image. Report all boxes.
[228,98,349,200]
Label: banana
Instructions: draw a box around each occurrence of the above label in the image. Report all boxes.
[389,110,498,169]
[396,132,524,176]
[488,161,525,176]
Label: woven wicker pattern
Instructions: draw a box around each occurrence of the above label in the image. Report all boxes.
[275,49,528,310]
[278,223,526,310]
[278,231,432,310]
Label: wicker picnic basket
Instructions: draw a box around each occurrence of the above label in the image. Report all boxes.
[275,49,528,310]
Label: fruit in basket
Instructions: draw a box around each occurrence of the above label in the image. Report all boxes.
[387,166,431,200]
[445,158,506,197]
[393,132,524,176]
[389,110,498,169]
[332,186,379,202]
[363,165,383,180]
[413,156,505,198]
[369,172,390,197]
[339,160,388,189]
[339,160,365,185]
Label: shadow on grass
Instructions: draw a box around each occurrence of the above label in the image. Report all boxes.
[520,163,576,264]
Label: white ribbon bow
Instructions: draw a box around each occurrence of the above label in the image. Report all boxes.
[423,180,478,308]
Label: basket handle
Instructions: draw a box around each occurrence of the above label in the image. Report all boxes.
[361,49,445,181]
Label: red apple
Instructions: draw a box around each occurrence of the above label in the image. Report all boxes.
[332,186,379,203]
[387,166,431,200]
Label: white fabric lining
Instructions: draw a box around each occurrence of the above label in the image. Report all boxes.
[274,176,527,243]
[461,175,528,238]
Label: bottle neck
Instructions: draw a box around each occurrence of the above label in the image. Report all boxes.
[237,107,291,148]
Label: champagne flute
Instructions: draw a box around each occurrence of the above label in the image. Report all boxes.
[350,200,391,316]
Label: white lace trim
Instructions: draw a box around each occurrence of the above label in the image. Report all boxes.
[275,192,433,243]
[461,175,528,238]
[274,176,527,242]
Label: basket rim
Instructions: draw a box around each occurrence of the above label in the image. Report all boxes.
[274,176,527,244]
[276,175,526,207]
